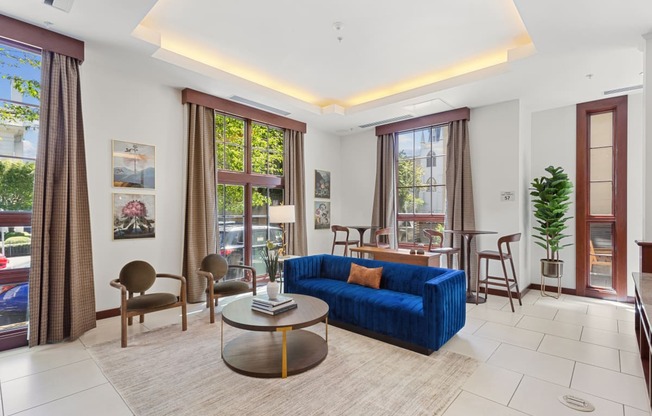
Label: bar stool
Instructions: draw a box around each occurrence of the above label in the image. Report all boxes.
[374,228,392,249]
[331,225,360,256]
[423,229,460,269]
[476,233,522,312]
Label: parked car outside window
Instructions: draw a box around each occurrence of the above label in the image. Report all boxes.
[0,283,28,327]
[219,225,283,279]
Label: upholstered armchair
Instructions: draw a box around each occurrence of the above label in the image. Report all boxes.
[110,260,187,347]
[197,253,258,323]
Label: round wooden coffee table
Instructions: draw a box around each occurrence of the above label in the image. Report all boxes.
[221,294,329,378]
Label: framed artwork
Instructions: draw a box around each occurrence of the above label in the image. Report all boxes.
[314,201,331,230]
[113,140,155,189]
[315,169,330,199]
[113,193,155,240]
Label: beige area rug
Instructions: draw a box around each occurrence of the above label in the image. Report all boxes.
[89,319,478,416]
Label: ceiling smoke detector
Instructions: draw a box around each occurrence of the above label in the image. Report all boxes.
[43,0,74,13]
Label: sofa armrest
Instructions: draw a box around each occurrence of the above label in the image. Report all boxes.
[284,255,324,293]
[423,269,466,350]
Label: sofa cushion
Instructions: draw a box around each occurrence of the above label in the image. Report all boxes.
[347,263,382,289]
[292,277,428,347]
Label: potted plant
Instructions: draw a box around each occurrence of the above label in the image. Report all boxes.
[530,166,573,279]
[262,240,281,299]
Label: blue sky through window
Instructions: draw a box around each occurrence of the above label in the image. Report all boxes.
[0,42,41,160]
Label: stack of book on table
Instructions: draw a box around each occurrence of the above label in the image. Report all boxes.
[251,294,297,315]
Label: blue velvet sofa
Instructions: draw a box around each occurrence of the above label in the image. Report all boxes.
[284,254,466,354]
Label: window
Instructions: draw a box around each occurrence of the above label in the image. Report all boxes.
[396,125,448,246]
[215,112,285,279]
[0,41,41,334]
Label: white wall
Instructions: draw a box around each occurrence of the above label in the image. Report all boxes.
[627,93,645,295]
[469,100,525,289]
[82,45,186,311]
[645,35,652,239]
[339,129,377,230]
[304,128,342,255]
[529,94,644,295]
[530,105,577,290]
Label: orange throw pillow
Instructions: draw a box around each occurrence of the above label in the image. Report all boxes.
[347,263,383,289]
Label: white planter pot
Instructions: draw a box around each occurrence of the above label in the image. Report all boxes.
[266,281,280,300]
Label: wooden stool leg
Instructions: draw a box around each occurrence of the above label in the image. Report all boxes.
[501,258,515,312]
[476,256,481,305]
[510,257,522,306]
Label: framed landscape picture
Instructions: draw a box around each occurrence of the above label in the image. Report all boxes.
[113,193,155,240]
[113,140,155,189]
[315,169,330,199]
[314,201,331,230]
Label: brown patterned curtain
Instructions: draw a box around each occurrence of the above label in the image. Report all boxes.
[284,129,307,255]
[371,133,398,248]
[183,104,216,303]
[29,51,95,346]
[445,120,477,283]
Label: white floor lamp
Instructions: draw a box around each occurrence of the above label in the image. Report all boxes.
[269,204,295,255]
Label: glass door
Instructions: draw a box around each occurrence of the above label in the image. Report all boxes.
[576,96,627,300]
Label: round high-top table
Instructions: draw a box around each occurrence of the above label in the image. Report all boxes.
[221,294,329,378]
[346,225,377,246]
[444,229,496,304]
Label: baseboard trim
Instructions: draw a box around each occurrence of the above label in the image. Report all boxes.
[479,287,524,300]
[0,328,28,350]
[525,283,577,296]
[96,308,120,320]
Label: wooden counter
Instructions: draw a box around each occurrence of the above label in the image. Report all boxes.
[633,272,652,406]
[349,246,440,267]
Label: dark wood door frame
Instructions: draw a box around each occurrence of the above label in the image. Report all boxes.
[576,95,628,301]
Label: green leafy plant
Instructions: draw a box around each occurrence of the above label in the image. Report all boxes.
[261,240,280,282]
[530,166,574,261]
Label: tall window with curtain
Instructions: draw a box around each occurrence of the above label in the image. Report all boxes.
[182,89,307,303]
[373,108,470,251]
[0,16,91,349]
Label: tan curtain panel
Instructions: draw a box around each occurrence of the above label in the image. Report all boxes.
[371,133,398,248]
[183,104,217,303]
[29,51,96,346]
[445,120,477,284]
[284,129,307,256]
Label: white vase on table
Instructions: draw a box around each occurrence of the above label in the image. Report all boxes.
[266,280,280,300]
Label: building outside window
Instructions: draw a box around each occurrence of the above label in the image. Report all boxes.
[396,124,448,247]
[0,41,41,333]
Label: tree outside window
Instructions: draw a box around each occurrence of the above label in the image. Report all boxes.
[215,112,285,279]
[397,125,447,246]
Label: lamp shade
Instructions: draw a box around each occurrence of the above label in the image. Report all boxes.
[269,205,295,224]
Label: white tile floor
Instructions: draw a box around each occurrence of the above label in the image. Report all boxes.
[442,292,651,416]
[0,291,649,415]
